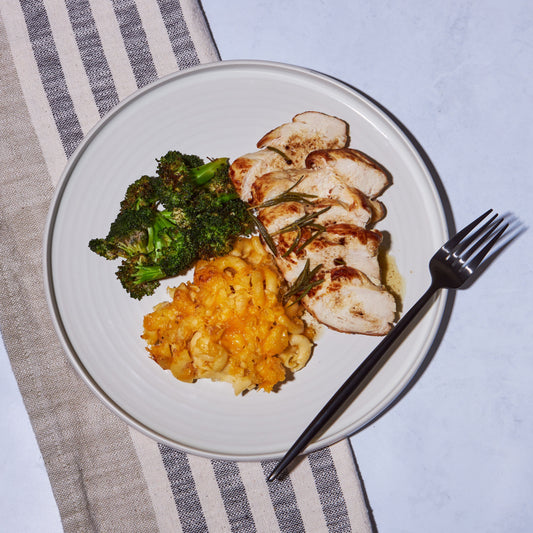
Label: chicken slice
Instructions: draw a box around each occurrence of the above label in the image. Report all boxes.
[257,198,369,233]
[307,224,383,284]
[304,266,396,335]
[229,149,288,202]
[257,201,306,235]
[307,198,362,226]
[270,224,383,286]
[257,111,349,159]
[305,148,391,198]
[251,168,385,227]
[249,168,308,206]
[230,112,349,201]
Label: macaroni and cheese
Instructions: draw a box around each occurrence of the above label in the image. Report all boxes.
[142,236,314,394]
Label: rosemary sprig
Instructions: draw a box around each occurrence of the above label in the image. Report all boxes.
[266,146,293,164]
[291,225,326,255]
[248,212,278,256]
[255,175,316,209]
[274,207,331,236]
[274,206,331,256]
[249,177,332,258]
[283,260,324,305]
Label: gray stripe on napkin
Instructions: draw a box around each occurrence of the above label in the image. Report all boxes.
[261,460,306,533]
[159,444,209,532]
[0,17,160,532]
[111,0,158,88]
[212,460,257,533]
[309,447,352,533]
[65,0,120,117]
[19,0,83,157]
[157,0,200,69]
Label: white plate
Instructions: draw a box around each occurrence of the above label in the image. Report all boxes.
[44,60,449,461]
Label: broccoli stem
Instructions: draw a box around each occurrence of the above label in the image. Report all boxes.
[217,192,239,202]
[134,264,165,284]
[147,211,177,258]
[190,157,229,185]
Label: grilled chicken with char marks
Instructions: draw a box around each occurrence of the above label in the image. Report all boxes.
[251,168,385,228]
[230,112,349,201]
[229,112,397,336]
[256,111,349,155]
[305,148,391,198]
[269,223,384,287]
[304,267,396,336]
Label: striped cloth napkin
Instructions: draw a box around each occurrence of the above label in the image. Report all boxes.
[0,1,373,532]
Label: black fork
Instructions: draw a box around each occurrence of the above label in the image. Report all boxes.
[268,209,511,481]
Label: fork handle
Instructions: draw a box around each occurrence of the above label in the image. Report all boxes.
[268,283,440,481]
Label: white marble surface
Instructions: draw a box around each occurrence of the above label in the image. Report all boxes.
[1,1,532,532]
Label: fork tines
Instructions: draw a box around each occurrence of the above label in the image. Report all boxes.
[448,209,516,278]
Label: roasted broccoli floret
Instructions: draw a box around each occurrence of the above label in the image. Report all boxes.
[119,175,159,213]
[155,152,231,210]
[115,255,162,300]
[195,200,254,258]
[116,234,197,300]
[146,210,179,259]
[158,231,198,276]
[89,151,254,299]
[115,229,198,300]
[190,157,230,186]
[88,207,153,260]
[156,151,204,183]
[113,210,199,299]
[156,151,227,185]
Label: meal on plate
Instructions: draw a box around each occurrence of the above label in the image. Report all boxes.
[142,236,314,394]
[88,111,398,393]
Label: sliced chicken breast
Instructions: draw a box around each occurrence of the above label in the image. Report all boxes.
[307,198,362,226]
[304,266,396,335]
[231,111,397,336]
[257,202,306,235]
[230,112,349,201]
[250,169,308,206]
[229,149,287,202]
[305,148,391,198]
[257,111,349,158]
[251,168,384,227]
[271,224,383,286]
